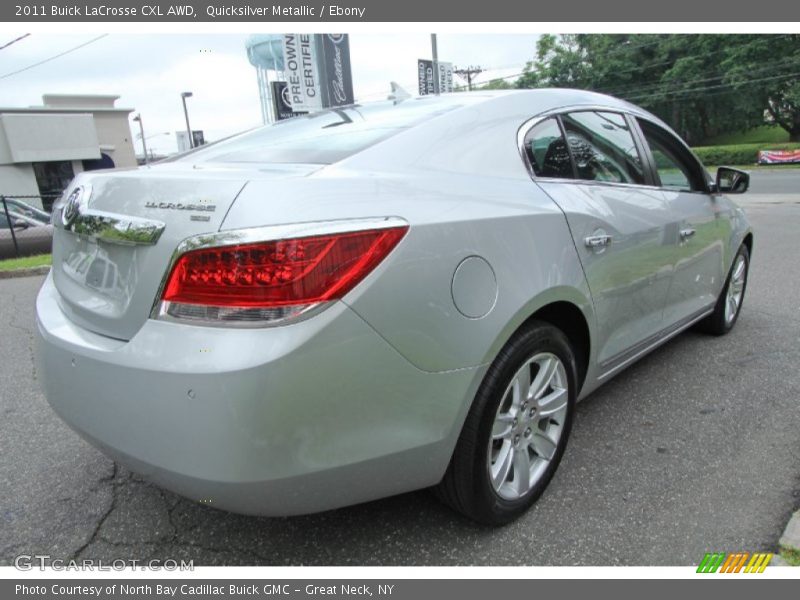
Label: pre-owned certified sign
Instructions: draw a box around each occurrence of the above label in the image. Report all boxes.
[272,81,307,121]
[282,33,322,112]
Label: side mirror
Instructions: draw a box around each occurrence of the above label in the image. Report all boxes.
[716,167,749,194]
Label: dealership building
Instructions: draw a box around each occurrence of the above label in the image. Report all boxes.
[0,94,136,210]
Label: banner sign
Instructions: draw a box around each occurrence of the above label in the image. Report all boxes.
[418,60,454,95]
[175,130,204,152]
[438,61,454,93]
[281,33,322,112]
[271,81,306,120]
[758,149,800,164]
[418,59,434,95]
[318,34,355,107]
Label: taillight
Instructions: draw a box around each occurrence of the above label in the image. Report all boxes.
[154,225,408,326]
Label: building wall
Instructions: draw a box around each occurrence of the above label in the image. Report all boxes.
[92,112,137,168]
[0,163,40,201]
[0,113,100,164]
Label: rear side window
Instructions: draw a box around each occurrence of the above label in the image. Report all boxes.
[523,117,573,179]
[561,111,645,185]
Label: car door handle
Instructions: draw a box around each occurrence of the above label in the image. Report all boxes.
[679,228,696,240]
[584,234,612,248]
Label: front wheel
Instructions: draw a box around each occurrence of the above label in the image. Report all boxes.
[698,244,750,336]
[435,321,577,525]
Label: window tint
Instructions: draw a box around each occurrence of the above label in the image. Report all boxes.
[523,118,573,179]
[560,111,645,185]
[638,120,704,192]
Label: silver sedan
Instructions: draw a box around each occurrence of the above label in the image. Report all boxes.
[35,90,752,524]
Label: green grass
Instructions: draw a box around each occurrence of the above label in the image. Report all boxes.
[702,125,791,146]
[780,546,800,566]
[706,162,800,170]
[0,253,51,272]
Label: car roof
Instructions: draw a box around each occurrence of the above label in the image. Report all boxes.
[381,88,648,115]
[333,88,666,180]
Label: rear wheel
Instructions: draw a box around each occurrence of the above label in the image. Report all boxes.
[436,321,577,525]
[698,244,749,336]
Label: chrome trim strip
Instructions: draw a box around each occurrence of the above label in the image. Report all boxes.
[597,306,714,381]
[149,216,409,325]
[66,209,166,246]
[154,300,333,329]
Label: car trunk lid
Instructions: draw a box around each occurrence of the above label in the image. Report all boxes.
[51,164,317,340]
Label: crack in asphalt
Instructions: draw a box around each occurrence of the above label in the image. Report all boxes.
[69,463,118,562]
[69,469,270,564]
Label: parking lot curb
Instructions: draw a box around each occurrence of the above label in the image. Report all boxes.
[0,265,50,279]
[779,509,800,553]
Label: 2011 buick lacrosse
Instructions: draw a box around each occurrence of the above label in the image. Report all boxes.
[35,89,752,524]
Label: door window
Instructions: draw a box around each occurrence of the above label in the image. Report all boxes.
[560,111,645,185]
[638,120,707,192]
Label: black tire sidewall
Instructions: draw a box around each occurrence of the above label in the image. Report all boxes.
[716,245,750,334]
[466,322,578,524]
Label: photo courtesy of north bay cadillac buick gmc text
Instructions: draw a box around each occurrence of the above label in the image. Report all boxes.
[35,89,752,525]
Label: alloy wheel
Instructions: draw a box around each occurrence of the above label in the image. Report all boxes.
[725,254,747,325]
[488,352,569,501]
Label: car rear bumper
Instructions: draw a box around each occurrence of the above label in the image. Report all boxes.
[34,273,484,515]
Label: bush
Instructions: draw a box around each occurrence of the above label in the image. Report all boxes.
[692,142,800,166]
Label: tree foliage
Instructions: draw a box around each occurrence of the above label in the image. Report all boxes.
[517,34,800,143]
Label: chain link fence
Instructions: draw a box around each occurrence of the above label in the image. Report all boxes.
[1,195,58,260]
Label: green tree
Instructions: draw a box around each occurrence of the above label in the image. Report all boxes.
[516,34,800,144]
[721,34,800,141]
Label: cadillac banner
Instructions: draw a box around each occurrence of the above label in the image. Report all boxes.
[758,149,800,164]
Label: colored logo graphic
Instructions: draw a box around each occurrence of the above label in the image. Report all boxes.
[697,552,773,573]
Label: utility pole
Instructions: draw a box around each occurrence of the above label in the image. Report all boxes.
[454,65,483,91]
[431,34,440,95]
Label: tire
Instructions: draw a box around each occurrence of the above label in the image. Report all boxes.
[435,321,577,525]
[697,244,749,336]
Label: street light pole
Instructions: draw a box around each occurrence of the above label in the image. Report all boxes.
[132,114,147,165]
[180,91,193,149]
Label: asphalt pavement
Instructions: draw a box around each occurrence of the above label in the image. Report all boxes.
[0,169,798,566]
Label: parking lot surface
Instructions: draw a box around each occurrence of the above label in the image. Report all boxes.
[1,170,798,566]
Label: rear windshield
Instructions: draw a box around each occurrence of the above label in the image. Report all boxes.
[181,99,461,165]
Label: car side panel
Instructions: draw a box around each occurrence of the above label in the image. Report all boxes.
[660,190,729,326]
[536,180,674,368]
[341,177,594,374]
[222,172,595,376]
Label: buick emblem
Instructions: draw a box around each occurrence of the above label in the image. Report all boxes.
[62,186,87,227]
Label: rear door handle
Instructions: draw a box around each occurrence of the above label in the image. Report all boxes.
[584,234,612,248]
[679,228,696,240]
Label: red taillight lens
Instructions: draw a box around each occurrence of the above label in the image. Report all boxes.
[157,226,407,325]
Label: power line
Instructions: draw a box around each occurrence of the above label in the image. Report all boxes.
[0,33,30,51]
[625,70,800,102]
[599,55,800,98]
[0,34,108,80]
[499,34,797,97]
